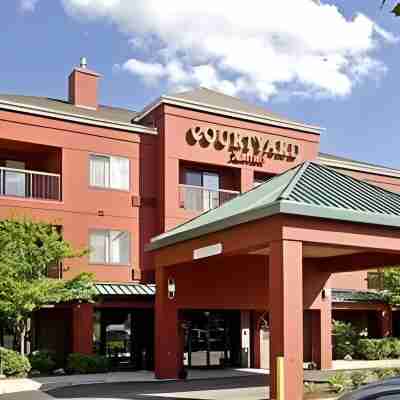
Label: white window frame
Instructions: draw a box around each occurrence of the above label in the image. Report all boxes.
[89,229,131,266]
[89,154,130,191]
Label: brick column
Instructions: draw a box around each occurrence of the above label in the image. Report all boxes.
[71,303,93,354]
[155,267,182,379]
[269,240,303,400]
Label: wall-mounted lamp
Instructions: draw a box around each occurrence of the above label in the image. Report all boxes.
[322,288,331,300]
[168,278,176,299]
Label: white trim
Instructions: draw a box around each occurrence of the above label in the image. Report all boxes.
[0,99,157,135]
[0,166,60,178]
[318,155,400,179]
[134,95,323,135]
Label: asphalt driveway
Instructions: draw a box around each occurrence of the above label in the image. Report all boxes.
[0,375,269,400]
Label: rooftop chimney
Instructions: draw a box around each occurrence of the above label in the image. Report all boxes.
[68,58,101,109]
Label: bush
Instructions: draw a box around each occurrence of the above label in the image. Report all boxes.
[350,371,369,388]
[357,339,381,360]
[373,368,396,380]
[357,338,397,360]
[0,347,31,377]
[390,339,400,358]
[66,353,109,374]
[333,320,359,359]
[327,372,349,394]
[29,350,56,374]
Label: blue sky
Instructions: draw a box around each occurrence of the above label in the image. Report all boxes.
[1,1,400,167]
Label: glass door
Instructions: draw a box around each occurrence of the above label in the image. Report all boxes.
[202,172,220,211]
[183,311,240,368]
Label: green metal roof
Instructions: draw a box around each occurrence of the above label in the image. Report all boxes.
[331,289,383,304]
[94,283,155,296]
[148,161,400,251]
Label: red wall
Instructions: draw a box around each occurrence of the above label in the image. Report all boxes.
[0,109,158,282]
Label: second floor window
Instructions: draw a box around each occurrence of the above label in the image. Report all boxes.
[89,229,130,265]
[184,169,220,211]
[90,154,130,191]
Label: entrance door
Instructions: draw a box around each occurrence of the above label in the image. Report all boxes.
[183,311,240,368]
[94,309,154,371]
[202,172,220,211]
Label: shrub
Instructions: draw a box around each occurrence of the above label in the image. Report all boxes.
[390,339,400,358]
[29,350,56,374]
[333,320,359,359]
[357,338,397,360]
[350,371,369,388]
[357,339,381,360]
[327,372,349,393]
[373,368,396,380]
[66,353,109,374]
[0,347,31,377]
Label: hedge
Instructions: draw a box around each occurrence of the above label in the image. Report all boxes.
[29,350,56,374]
[0,347,31,377]
[357,338,400,360]
[66,353,109,374]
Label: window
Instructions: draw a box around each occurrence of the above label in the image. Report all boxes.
[183,169,220,212]
[367,271,384,290]
[90,155,130,190]
[89,230,130,265]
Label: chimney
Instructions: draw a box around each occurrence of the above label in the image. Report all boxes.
[68,57,101,109]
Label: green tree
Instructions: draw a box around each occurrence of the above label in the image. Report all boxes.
[0,217,96,355]
[382,268,400,306]
[381,0,400,16]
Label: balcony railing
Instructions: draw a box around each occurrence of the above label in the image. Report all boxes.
[0,167,61,201]
[179,184,239,213]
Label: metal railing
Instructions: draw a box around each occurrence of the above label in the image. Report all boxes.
[179,184,239,212]
[0,167,61,201]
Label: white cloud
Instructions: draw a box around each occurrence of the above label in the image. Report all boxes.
[61,0,397,100]
[19,0,40,12]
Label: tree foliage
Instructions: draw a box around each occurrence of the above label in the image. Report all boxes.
[0,217,96,354]
[381,0,400,16]
[382,268,400,306]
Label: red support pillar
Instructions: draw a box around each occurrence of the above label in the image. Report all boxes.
[71,302,93,354]
[155,267,182,379]
[311,306,332,370]
[380,306,393,338]
[269,240,303,400]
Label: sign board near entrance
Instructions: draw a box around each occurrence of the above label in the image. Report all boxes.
[187,126,300,167]
[193,243,223,260]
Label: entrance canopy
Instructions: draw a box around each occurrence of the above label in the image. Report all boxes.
[148,161,400,400]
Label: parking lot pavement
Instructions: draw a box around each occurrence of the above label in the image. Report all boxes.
[0,375,269,400]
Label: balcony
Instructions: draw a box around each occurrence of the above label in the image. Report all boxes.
[0,167,61,201]
[179,184,239,213]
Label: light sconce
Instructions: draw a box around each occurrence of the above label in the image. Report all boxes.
[322,288,331,300]
[168,278,176,299]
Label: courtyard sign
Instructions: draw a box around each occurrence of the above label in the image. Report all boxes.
[187,126,300,166]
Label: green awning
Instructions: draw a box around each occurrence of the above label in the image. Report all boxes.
[331,289,383,304]
[94,283,155,296]
[148,161,400,251]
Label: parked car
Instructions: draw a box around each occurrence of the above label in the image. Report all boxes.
[339,378,400,399]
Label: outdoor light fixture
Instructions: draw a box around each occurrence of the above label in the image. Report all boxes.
[322,288,331,300]
[168,278,176,299]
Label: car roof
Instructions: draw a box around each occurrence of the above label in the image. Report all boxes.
[339,378,400,400]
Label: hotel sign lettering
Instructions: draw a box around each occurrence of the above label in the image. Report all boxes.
[187,126,300,166]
